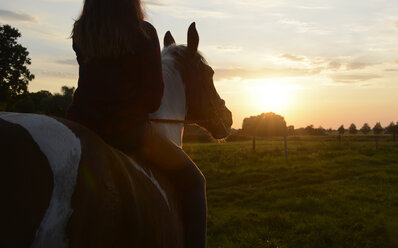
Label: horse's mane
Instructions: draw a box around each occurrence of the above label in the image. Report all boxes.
[162,45,208,65]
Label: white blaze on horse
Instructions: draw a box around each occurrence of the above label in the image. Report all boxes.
[0,23,232,247]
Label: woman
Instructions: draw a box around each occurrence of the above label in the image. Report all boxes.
[66,0,206,247]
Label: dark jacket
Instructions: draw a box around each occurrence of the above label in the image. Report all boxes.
[66,21,164,150]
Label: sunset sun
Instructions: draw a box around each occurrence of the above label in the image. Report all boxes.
[247,79,298,112]
[256,84,288,110]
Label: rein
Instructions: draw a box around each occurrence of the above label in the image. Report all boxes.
[149,118,218,125]
[149,119,193,124]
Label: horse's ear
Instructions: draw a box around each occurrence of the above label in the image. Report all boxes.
[164,31,176,48]
[187,22,199,54]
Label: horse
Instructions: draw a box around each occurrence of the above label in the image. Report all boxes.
[0,22,232,248]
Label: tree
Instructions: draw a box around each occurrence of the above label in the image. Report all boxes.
[242,112,287,157]
[360,123,371,135]
[317,126,326,136]
[349,123,357,134]
[373,122,384,151]
[386,122,398,142]
[303,125,326,136]
[287,125,295,136]
[338,125,345,136]
[373,122,383,135]
[242,112,287,137]
[7,86,74,117]
[41,86,75,117]
[0,25,34,103]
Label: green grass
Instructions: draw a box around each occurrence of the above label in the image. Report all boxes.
[183,137,398,248]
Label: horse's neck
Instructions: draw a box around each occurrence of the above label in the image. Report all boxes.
[149,58,186,148]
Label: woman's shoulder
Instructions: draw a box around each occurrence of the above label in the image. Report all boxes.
[142,21,158,38]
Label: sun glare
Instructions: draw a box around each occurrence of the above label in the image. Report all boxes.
[256,84,288,109]
[246,79,299,112]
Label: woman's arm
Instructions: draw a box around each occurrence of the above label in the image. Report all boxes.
[133,22,164,114]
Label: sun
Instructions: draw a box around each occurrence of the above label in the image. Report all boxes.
[246,79,298,112]
[256,84,288,109]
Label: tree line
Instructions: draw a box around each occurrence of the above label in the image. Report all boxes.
[241,112,398,141]
[5,86,75,117]
[0,24,74,117]
[337,122,398,141]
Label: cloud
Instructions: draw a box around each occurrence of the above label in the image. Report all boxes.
[0,9,38,23]
[279,19,330,35]
[297,6,331,10]
[37,70,77,79]
[311,57,379,71]
[56,59,77,65]
[330,74,382,84]
[144,1,165,6]
[395,21,398,28]
[216,46,241,52]
[346,62,374,70]
[280,53,305,62]
[214,67,321,81]
[327,61,342,70]
[385,68,398,72]
[149,4,228,19]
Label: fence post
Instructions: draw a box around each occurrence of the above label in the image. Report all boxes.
[252,136,256,151]
[375,136,379,152]
[284,136,288,161]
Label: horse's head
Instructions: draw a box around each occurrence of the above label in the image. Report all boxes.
[162,23,233,139]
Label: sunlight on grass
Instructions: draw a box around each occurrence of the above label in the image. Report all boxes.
[184,138,398,248]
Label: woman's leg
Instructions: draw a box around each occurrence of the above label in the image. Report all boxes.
[163,162,207,248]
[139,127,207,248]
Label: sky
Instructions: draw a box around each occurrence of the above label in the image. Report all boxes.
[1,0,397,129]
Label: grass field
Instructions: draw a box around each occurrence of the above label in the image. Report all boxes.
[183,136,398,248]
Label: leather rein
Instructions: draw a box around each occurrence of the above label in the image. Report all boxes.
[149,118,194,125]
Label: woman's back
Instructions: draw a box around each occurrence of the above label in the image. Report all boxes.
[67,1,208,244]
[67,21,164,149]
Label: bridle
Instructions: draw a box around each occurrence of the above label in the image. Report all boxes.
[149,47,228,128]
[149,119,193,124]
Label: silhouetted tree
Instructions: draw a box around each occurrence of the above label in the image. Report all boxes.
[242,112,287,137]
[0,25,34,106]
[317,126,326,136]
[337,125,345,142]
[303,125,326,136]
[41,86,75,117]
[305,125,315,135]
[349,123,357,134]
[287,125,295,136]
[373,122,383,151]
[373,122,383,135]
[386,122,398,142]
[7,90,53,113]
[242,112,287,157]
[30,90,53,112]
[360,123,371,135]
[7,86,74,117]
[10,95,35,113]
[338,125,345,135]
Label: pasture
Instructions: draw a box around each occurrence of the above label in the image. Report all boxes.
[184,136,398,248]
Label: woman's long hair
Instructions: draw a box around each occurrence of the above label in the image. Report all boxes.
[72,0,148,59]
